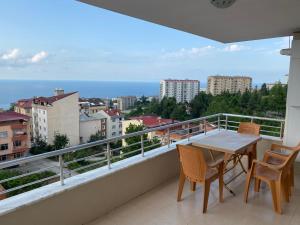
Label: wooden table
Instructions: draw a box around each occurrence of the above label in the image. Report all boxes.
[192,130,261,195]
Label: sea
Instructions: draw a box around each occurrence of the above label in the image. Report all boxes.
[0,80,162,110]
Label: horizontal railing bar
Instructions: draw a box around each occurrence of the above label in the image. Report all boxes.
[260,130,280,134]
[143,142,162,150]
[72,159,108,173]
[223,113,285,122]
[0,174,59,195]
[0,165,58,184]
[64,151,107,165]
[227,120,281,129]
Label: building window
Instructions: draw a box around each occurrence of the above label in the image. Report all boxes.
[112,125,116,129]
[112,132,116,136]
[26,109,30,113]
[0,155,7,161]
[43,119,46,123]
[0,144,8,151]
[14,152,23,159]
[43,110,45,115]
[13,140,22,147]
[102,132,106,137]
[112,118,116,122]
[0,131,8,139]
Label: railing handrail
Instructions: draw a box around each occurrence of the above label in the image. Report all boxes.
[0,113,222,169]
[223,113,285,122]
[0,112,285,170]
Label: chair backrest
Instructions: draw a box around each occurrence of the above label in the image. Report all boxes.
[282,144,300,171]
[238,122,260,136]
[177,144,207,182]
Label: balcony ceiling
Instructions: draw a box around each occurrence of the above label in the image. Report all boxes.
[79,0,300,43]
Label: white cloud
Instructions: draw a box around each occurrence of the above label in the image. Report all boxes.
[1,48,20,60]
[161,45,215,59]
[224,44,247,52]
[30,51,48,63]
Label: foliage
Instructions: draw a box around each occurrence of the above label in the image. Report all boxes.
[53,133,70,150]
[0,170,56,197]
[122,123,160,158]
[30,135,53,155]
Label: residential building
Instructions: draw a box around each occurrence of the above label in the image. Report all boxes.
[266,81,287,90]
[207,75,252,95]
[0,111,31,162]
[116,96,137,111]
[79,113,107,143]
[122,115,175,146]
[32,91,80,146]
[79,102,106,115]
[14,98,33,138]
[160,79,200,103]
[94,109,124,138]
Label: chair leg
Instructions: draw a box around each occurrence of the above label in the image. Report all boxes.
[254,178,261,192]
[177,168,186,201]
[190,181,196,192]
[244,164,254,203]
[247,153,252,170]
[203,181,211,213]
[275,181,282,214]
[283,180,290,203]
[269,181,278,213]
[219,163,224,203]
[290,165,295,192]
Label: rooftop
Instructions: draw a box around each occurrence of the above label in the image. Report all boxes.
[0,111,30,123]
[15,99,33,109]
[32,92,77,105]
[129,115,174,128]
[103,109,122,117]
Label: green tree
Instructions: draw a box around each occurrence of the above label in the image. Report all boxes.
[260,83,269,96]
[170,103,188,121]
[190,92,212,117]
[160,97,177,118]
[53,133,69,150]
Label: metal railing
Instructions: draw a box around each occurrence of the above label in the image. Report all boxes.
[0,113,285,198]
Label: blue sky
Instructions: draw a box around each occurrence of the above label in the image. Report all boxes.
[0,0,291,84]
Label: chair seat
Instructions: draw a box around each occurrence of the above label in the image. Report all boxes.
[206,167,219,180]
[266,156,285,165]
[254,165,280,181]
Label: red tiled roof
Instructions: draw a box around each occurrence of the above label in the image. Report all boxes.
[33,92,77,105]
[16,99,33,109]
[129,115,174,128]
[0,111,30,123]
[104,109,122,117]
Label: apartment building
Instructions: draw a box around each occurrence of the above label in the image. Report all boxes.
[14,98,33,139]
[160,79,200,103]
[94,109,124,138]
[207,75,252,95]
[79,113,107,143]
[32,91,80,146]
[116,96,137,111]
[0,111,31,162]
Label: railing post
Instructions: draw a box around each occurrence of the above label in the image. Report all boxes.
[187,123,190,141]
[107,143,111,169]
[251,117,254,123]
[204,119,207,135]
[280,121,284,139]
[225,115,228,130]
[141,135,144,157]
[167,128,170,148]
[59,155,64,186]
[217,114,220,131]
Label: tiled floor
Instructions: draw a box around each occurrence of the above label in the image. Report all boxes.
[87,166,300,225]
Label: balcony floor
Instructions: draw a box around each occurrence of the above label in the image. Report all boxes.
[87,164,300,225]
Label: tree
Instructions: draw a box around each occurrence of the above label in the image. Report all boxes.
[123,124,146,158]
[30,135,53,155]
[190,92,212,117]
[53,133,69,150]
[170,103,189,121]
[160,97,177,118]
[260,83,269,96]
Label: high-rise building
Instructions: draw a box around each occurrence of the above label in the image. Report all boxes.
[32,91,80,146]
[160,79,200,103]
[116,96,137,111]
[207,75,252,96]
[0,111,31,162]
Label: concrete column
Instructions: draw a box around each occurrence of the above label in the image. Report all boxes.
[284,32,300,160]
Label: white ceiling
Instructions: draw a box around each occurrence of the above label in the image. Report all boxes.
[79,0,300,43]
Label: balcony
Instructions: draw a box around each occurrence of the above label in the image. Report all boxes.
[0,113,297,225]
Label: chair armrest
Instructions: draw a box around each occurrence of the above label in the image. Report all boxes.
[208,158,224,168]
[252,159,283,171]
[264,150,289,160]
[271,143,297,151]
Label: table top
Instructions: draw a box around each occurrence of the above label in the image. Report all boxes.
[191,130,262,154]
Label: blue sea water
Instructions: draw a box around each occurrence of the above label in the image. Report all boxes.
[0,80,160,109]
